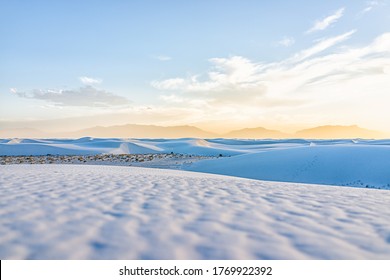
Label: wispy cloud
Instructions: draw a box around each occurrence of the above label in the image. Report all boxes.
[79,76,102,85]
[306,8,345,34]
[292,30,356,62]
[152,55,172,61]
[277,37,295,47]
[361,6,374,14]
[358,1,381,16]
[10,86,131,107]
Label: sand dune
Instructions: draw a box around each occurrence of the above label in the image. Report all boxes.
[187,145,390,189]
[2,137,390,189]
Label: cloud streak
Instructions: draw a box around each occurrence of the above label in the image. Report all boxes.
[306,8,345,34]
[357,1,382,16]
[292,30,356,62]
[11,86,131,107]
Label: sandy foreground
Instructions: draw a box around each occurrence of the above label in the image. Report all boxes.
[1,164,390,259]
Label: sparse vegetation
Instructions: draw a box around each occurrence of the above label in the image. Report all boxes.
[0,154,216,169]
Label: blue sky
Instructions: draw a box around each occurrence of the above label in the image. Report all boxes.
[1,0,390,133]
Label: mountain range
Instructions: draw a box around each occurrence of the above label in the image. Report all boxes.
[0,124,386,139]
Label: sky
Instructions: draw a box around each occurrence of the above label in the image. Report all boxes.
[1,0,390,134]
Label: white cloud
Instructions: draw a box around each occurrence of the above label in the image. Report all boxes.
[152,56,264,93]
[277,37,295,47]
[160,94,185,103]
[10,86,131,107]
[361,6,373,14]
[79,76,102,85]
[306,8,345,34]
[151,32,390,129]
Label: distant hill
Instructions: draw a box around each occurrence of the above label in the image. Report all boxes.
[65,124,217,138]
[223,127,289,139]
[1,123,387,139]
[295,125,385,139]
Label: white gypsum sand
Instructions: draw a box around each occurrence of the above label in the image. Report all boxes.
[1,164,390,259]
[186,145,390,189]
[2,138,390,189]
